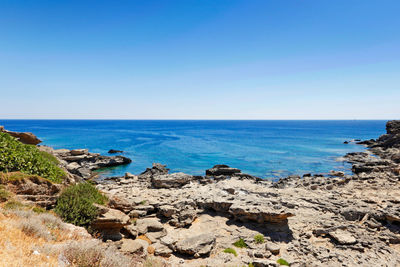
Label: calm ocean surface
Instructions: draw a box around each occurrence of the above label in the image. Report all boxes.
[0,120,386,179]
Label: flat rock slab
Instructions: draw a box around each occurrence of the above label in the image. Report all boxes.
[137,218,164,234]
[175,233,216,256]
[152,172,193,188]
[329,230,357,245]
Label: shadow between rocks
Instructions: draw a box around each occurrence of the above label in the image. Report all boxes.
[200,210,294,243]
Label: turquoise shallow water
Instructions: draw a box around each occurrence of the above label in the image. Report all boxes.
[0,120,386,179]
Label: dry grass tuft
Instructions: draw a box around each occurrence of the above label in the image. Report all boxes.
[61,239,134,267]
[18,218,54,241]
[0,210,59,266]
[141,256,168,267]
[0,207,140,267]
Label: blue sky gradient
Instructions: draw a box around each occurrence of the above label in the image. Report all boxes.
[1,0,399,119]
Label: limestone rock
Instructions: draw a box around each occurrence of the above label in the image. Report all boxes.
[175,233,216,256]
[0,127,42,145]
[265,242,280,255]
[153,242,173,257]
[329,230,357,245]
[136,218,164,235]
[119,238,148,254]
[91,204,130,241]
[151,172,193,188]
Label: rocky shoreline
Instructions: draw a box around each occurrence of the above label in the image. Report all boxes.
[92,121,400,266]
[2,121,400,266]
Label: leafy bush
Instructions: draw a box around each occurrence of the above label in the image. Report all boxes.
[223,248,237,257]
[233,238,248,248]
[0,132,65,183]
[254,234,265,244]
[277,258,290,266]
[54,183,107,227]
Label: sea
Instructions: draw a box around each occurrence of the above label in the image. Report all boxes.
[0,120,386,179]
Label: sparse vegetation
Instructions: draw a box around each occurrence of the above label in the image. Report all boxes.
[0,208,137,267]
[54,182,107,228]
[0,185,11,202]
[223,247,238,257]
[233,238,248,248]
[61,239,134,267]
[142,256,167,267]
[37,212,65,230]
[18,218,54,241]
[254,234,265,244]
[32,206,46,213]
[0,132,65,183]
[277,258,290,266]
[4,199,25,210]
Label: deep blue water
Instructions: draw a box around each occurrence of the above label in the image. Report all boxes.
[0,120,386,179]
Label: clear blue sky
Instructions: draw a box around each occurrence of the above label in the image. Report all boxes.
[1,0,399,119]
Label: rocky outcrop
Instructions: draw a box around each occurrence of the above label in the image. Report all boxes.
[39,146,132,179]
[91,204,130,241]
[0,126,42,145]
[3,174,62,208]
[138,163,169,180]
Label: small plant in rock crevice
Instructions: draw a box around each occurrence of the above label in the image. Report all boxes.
[233,238,248,248]
[223,247,238,257]
[254,234,265,244]
[277,258,290,266]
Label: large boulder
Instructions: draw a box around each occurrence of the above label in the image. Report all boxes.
[175,233,216,257]
[52,147,132,179]
[229,203,294,224]
[136,218,164,235]
[0,126,42,145]
[91,204,130,241]
[151,172,193,188]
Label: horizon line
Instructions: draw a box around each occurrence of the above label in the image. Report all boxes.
[0,118,393,121]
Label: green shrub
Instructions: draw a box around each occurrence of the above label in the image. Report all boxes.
[254,234,265,244]
[277,258,290,266]
[54,183,107,228]
[233,238,248,248]
[223,247,237,257]
[0,132,65,183]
